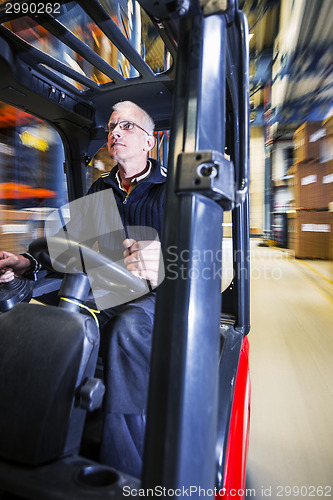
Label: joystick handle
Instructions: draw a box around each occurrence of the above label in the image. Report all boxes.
[0,277,34,312]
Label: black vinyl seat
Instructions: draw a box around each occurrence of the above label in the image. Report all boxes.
[0,302,100,465]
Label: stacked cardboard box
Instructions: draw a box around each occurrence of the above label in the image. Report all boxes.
[322,115,333,259]
[288,120,332,259]
[322,160,333,208]
[293,121,325,164]
[288,211,332,260]
[321,115,333,163]
[291,160,327,210]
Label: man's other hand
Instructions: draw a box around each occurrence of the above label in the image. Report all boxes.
[0,252,32,283]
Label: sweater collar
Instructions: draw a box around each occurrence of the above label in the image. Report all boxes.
[103,158,166,189]
[115,160,153,193]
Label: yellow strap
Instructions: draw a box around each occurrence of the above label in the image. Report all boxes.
[60,297,100,327]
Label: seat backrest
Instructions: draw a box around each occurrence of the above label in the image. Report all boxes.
[0,302,99,465]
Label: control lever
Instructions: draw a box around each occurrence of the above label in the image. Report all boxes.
[0,277,34,312]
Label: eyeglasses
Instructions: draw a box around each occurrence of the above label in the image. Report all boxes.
[106,120,151,137]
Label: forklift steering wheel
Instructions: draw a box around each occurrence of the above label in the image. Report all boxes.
[29,236,148,294]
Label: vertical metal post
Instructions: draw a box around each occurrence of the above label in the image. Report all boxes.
[232,195,250,333]
[128,0,141,77]
[162,131,169,166]
[144,12,228,492]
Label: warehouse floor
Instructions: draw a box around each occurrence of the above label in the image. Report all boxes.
[246,241,333,498]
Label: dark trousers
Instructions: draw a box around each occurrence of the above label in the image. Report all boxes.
[98,292,156,477]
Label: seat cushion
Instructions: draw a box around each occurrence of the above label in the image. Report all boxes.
[0,302,99,465]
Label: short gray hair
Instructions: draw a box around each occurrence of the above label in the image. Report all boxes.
[112,101,155,135]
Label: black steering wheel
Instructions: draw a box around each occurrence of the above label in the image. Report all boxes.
[0,237,149,313]
[29,236,148,295]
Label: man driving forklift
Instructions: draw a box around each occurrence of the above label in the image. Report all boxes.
[0,100,166,479]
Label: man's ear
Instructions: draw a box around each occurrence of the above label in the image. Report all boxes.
[144,134,156,152]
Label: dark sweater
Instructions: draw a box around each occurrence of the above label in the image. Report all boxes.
[61,159,167,261]
[88,158,166,241]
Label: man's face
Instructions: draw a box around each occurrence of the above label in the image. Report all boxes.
[107,106,154,164]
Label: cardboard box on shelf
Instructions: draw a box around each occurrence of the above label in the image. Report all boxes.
[293,122,326,164]
[322,160,333,208]
[290,161,327,210]
[287,210,331,259]
[320,114,333,162]
[322,114,333,136]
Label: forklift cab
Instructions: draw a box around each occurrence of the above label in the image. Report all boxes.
[0,0,250,498]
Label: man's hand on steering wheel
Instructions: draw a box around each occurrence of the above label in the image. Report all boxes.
[123,239,161,287]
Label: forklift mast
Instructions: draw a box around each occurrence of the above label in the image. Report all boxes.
[144,0,250,490]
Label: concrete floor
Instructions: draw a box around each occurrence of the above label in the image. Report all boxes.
[246,242,333,499]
